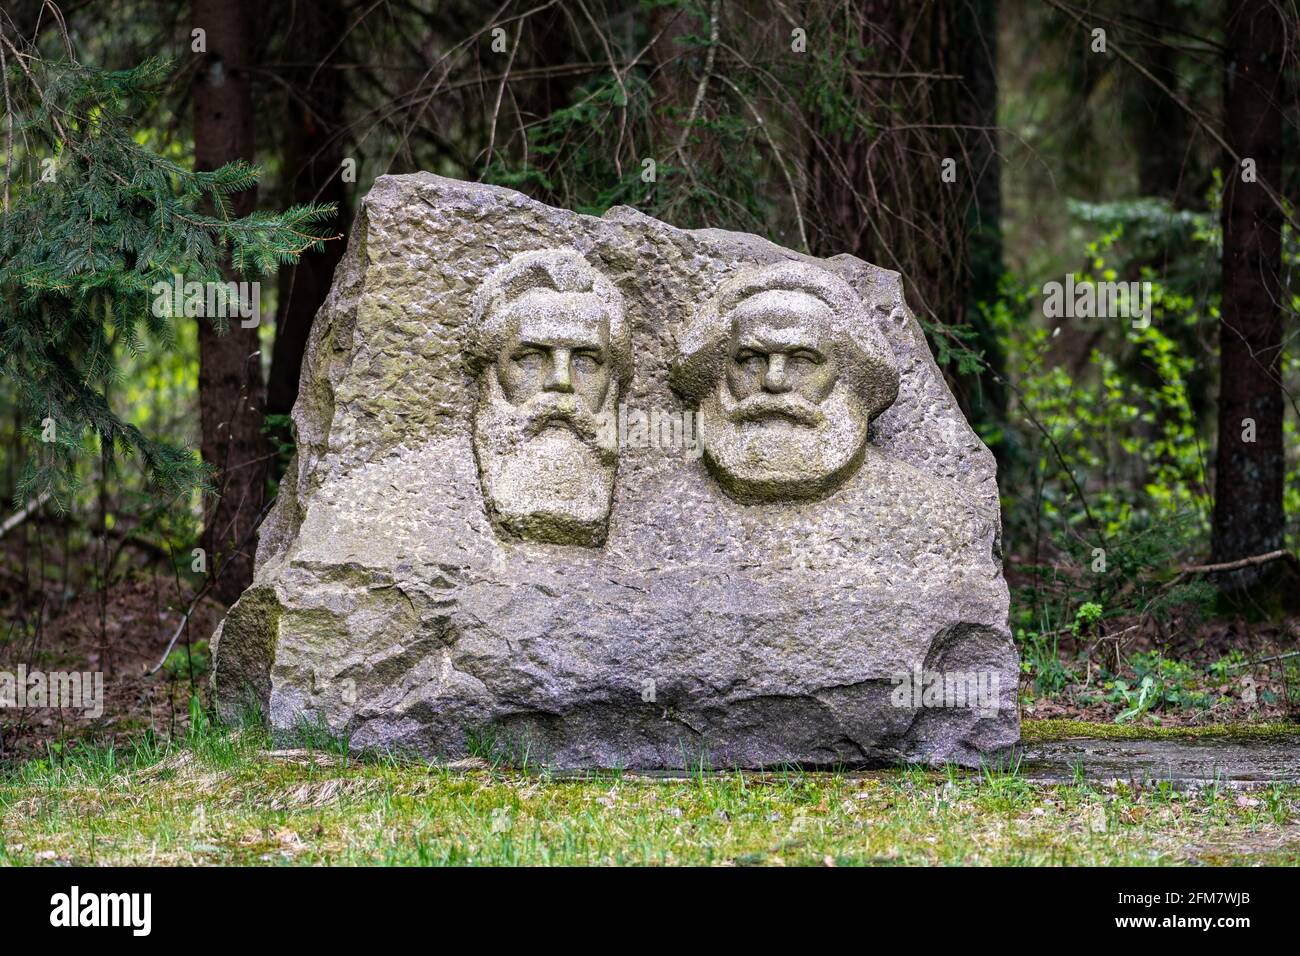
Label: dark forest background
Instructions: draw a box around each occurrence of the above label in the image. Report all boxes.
[1,0,1298,749]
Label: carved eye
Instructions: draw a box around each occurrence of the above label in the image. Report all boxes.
[786,349,822,371]
[511,348,544,373]
[572,350,603,374]
[734,350,765,374]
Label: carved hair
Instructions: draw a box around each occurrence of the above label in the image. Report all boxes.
[467,249,632,388]
[671,260,899,419]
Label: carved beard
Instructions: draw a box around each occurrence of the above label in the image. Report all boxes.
[698,379,869,503]
[472,374,619,546]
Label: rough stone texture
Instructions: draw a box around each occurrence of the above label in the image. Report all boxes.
[211,173,1018,768]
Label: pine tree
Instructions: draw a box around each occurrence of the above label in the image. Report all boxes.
[0,47,335,510]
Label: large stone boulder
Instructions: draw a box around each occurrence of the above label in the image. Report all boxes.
[211,173,1018,768]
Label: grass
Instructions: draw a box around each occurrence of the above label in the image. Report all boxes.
[3,721,1299,865]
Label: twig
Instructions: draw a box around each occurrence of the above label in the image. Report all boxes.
[1,31,13,216]
[483,20,522,176]
[1171,549,1300,583]
[1114,549,1300,648]
[714,73,808,252]
[672,0,719,166]
[1226,650,1300,671]
[0,489,51,539]
[1036,621,1142,642]
[993,372,1107,547]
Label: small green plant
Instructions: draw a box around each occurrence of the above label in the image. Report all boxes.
[1072,602,1104,637]
[1017,627,1078,697]
[1206,650,1249,681]
[1131,652,1212,710]
[1283,659,1300,714]
[1113,676,1156,724]
[163,639,210,679]
[1069,758,1087,786]
[1264,786,1292,826]
[1105,651,1213,722]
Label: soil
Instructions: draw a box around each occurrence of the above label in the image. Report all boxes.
[0,572,224,760]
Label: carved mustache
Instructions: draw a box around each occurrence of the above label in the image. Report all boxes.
[518,394,602,441]
[725,393,826,427]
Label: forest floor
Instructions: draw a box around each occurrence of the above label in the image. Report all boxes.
[0,576,225,759]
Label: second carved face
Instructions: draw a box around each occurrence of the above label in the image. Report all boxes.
[672,261,900,503]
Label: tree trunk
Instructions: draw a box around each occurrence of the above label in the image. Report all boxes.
[193,0,266,604]
[806,1,969,335]
[647,2,694,152]
[266,0,348,461]
[1211,0,1285,591]
[1122,0,1191,202]
[959,0,1008,437]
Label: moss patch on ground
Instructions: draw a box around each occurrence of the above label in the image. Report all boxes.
[1022,718,1300,743]
[3,727,1298,866]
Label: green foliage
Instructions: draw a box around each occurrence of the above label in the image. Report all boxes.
[1062,513,1203,608]
[481,2,829,242]
[993,184,1299,572]
[485,74,660,212]
[969,198,1231,647]
[1010,297,1206,543]
[975,198,1222,553]
[1072,601,1102,636]
[1067,198,1214,290]
[163,639,210,680]
[1105,652,1213,723]
[0,55,334,508]
[1206,650,1250,681]
[485,64,772,232]
[917,314,987,378]
[980,193,1276,695]
[1142,579,1216,628]
[1017,627,1078,697]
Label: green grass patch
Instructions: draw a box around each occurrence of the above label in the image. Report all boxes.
[3,725,1298,866]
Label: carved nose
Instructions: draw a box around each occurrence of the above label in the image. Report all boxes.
[762,353,791,393]
[544,348,574,393]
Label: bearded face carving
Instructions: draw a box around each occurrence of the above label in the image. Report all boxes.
[671,261,899,503]
[468,250,631,545]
